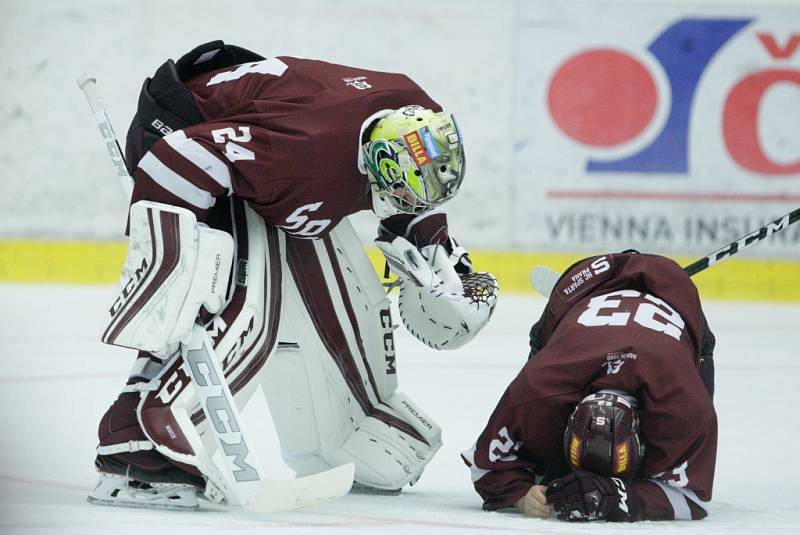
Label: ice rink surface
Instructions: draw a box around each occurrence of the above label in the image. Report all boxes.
[1,283,799,534]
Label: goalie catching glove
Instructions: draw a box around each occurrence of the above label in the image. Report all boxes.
[375,236,497,350]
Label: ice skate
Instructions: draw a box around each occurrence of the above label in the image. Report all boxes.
[87,455,204,511]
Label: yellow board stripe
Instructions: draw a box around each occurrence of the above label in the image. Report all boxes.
[1,241,798,302]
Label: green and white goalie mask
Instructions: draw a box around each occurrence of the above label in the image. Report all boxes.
[362,105,465,216]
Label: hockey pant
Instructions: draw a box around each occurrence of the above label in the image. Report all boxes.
[97,200,441,491]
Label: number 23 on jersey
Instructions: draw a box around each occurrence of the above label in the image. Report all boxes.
[577,290,686,341]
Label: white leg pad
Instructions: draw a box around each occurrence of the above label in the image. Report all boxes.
[330,392,442,490]
[327,218,399,400]
[262,219,442,490]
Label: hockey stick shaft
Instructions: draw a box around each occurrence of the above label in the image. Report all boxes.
[182,323,263,506]
[76,73,134,201]
[683,207,800,276]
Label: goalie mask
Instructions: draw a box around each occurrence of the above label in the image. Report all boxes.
[362,105,465,216]
[563,391,644,480]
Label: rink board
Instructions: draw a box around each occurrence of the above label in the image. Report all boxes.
[1,240,797,302]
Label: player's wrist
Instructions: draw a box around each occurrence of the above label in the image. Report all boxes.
[514,484,551,518]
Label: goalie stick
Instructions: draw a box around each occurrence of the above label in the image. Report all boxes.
[76,73,354,513]
[76,74,134,201]
[530,207,800,296]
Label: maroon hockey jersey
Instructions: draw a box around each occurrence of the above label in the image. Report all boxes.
[462,253,717,521]
[129,56,448,241]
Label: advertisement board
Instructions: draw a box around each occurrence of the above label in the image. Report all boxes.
[513,3,800,257]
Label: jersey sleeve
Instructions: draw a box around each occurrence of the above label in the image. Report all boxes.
[460,388,542,510]
[632,419,717,520]
[378,210,450,246]
[130,121,272,223]
[378,211,473,273]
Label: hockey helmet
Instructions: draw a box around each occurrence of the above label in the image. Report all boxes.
[362,105,465,216]
[563,391,644,480]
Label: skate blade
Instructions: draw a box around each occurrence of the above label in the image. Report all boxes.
[350,482,402,495]
[87,494,199,511]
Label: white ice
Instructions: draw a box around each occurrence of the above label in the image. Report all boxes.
[1,284,799,534]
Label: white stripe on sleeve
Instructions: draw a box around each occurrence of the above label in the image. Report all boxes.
[164,131,233,195]
[138,152,216,209]
[650,480,693,520]
[461,445,491,483]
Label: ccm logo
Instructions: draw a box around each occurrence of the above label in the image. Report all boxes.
[380,308,396,374]
[109,257,149,316]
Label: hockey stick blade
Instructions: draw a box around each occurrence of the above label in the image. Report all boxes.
[245,462,355,514]
[530,265,560,297]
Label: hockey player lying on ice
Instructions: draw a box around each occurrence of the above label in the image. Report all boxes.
[90,40,498,509]
[462,251,716,521]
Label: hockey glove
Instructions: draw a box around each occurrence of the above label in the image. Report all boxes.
[375,236,497,350]
[545,471,640,522]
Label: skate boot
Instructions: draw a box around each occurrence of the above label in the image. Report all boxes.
[88,455,205,511]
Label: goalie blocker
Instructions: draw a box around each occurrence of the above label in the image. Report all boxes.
[102,200,233,358]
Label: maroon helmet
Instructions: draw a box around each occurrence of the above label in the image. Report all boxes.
[563,391,644,480]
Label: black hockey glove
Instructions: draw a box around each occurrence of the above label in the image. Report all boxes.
[545,471,640,522]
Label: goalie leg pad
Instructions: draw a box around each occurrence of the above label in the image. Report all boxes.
[96,354,175,475]
[102,201,233,357]
[97,390,170,474]
[330,392,442,491]
[327,219,398,399]
[262,221,441,489]
[134,355,232,503]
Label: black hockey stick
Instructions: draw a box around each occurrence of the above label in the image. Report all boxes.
[683,207,800,276]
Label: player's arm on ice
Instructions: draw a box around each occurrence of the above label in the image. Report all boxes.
[632,425,717,520]
[461,389,549,517]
